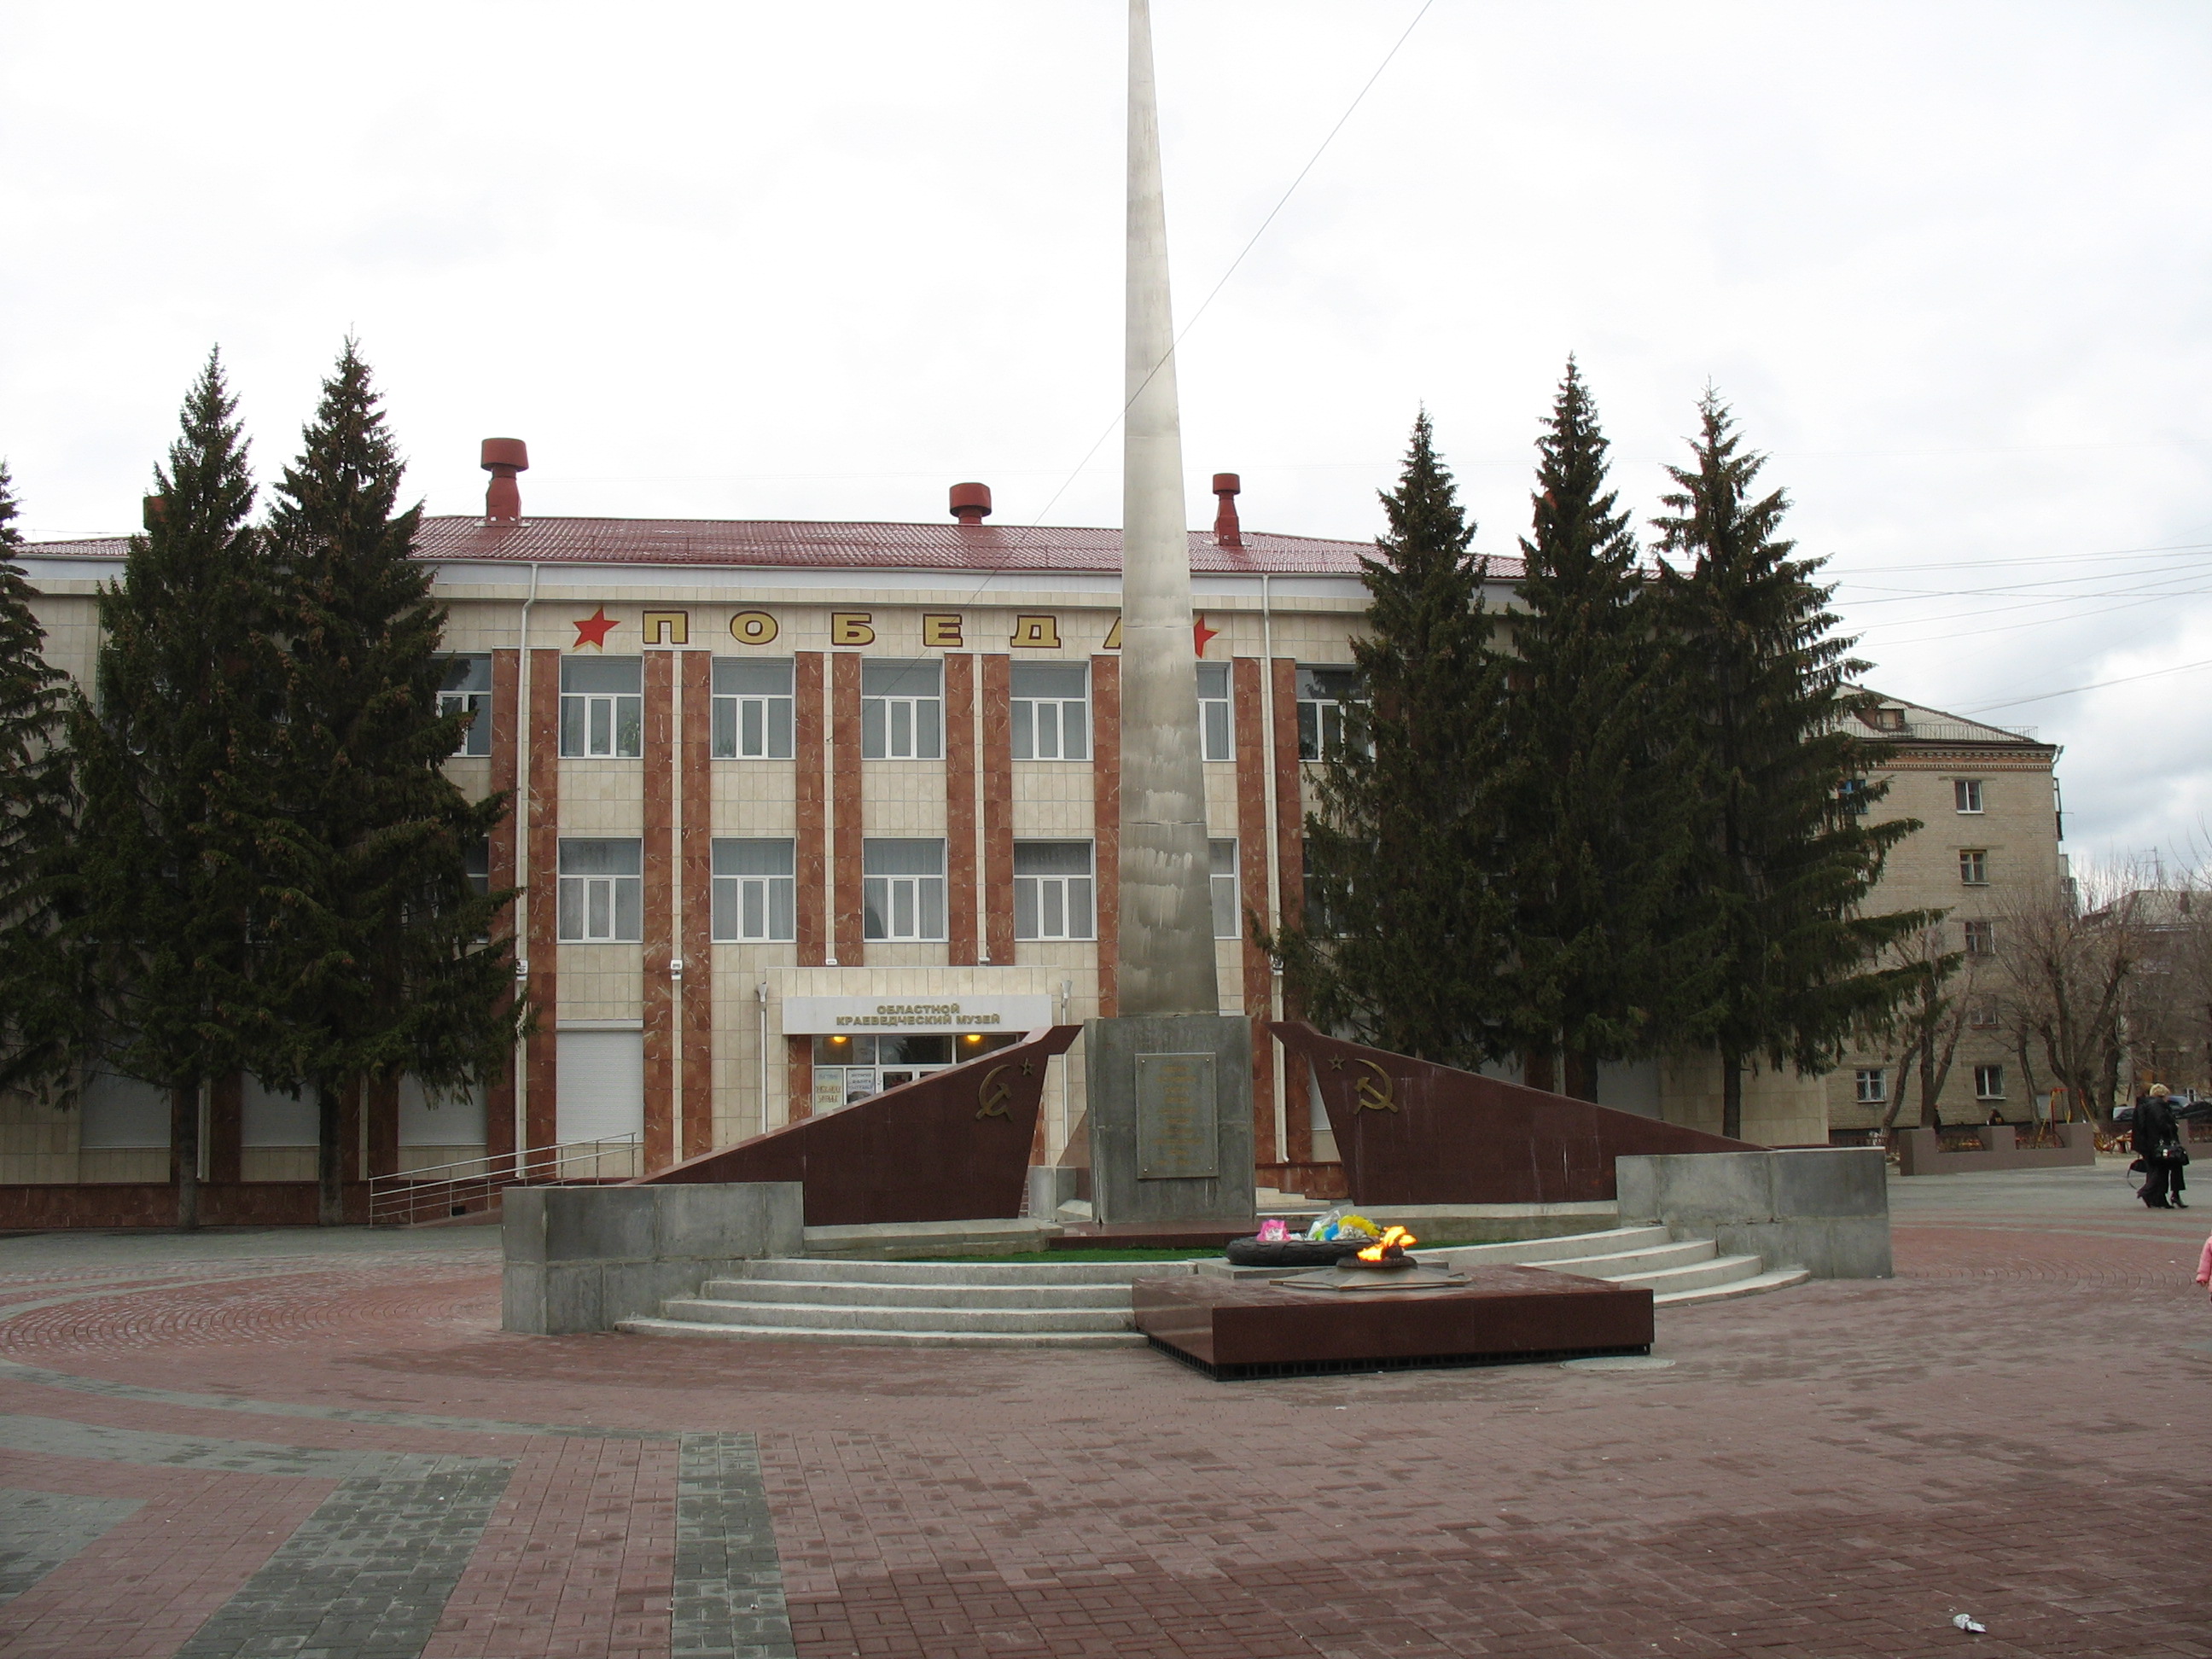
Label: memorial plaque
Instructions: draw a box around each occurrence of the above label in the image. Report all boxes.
[1136,1051,1218,1179]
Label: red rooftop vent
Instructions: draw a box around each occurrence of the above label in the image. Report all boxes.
[1212,473,1243,548]
[481,438,529,524]
[949,481,992,526]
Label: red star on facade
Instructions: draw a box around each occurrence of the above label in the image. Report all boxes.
[572,607,620,649]
[1192,614,1220,657]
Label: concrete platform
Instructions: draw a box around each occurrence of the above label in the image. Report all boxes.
[1132,1263,1654,1380]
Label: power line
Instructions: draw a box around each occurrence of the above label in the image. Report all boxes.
[1965,654,2212,714]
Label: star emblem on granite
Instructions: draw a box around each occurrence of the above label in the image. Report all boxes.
[572,607,619,649]
[1192,614,1220,657]
[1021,1060,1036,1076]
[1327,1057,1344,1070]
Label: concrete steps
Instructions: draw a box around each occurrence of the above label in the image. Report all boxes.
[617,1255,1183,1349]
[1417,1227,1810,1306]
[617,1222,1810,1350]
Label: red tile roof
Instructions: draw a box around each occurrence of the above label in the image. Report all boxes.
[26,515,1527,580]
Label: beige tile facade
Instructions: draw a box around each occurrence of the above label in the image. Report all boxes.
[0,532,2069,1189]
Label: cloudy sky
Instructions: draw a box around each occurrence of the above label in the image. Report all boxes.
[5,1,2208,862]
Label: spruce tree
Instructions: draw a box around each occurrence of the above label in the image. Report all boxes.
[0,463,84,1099]
[256,342,521,1224]
[69,352,282,1226]
[1652,391,1930,1138]
[1260,412,1516,1068]
[1499,362,1713,1098]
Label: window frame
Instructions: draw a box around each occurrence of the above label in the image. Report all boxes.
[1959,848,1989,886]
[1013,841,1096,941]
[1295,665,1362,761]
[1197,662,1233,762]
[859,660,944,761]
[559,657,644,760]
[439,655,493,757]
[1854,1068,1888,1105]
[556,837,643,943]
[1954,778,1985,814]
[710,837,797,943]
[1010,662,1091,762]
[862,838,948,941]
[1208,837,1240,939]
[1963,919,1996,957]
[712,658,795,760]
[1973,1063,2005,1102]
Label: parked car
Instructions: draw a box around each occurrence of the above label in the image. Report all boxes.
[2112,1091,2209,1126]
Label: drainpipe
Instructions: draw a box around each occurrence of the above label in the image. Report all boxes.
[513,562,540,1162]
[757,980,772,1132]
[1258,572,1284,1151]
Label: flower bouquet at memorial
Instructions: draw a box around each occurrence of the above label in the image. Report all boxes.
[1223,1209,1394,1269]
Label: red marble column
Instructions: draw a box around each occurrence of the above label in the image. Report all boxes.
[679,650,716,1159]
[795,652,827,968]
[366,1074,400,1179]
[486,648,521,1175]
[526,647,562,1162]
[945,653,979,966]
[1233,656,1278,1164]
[981,655,1016,966]
[787,1035,814,1122]
[1271,656,1310,1166]
[207,1074,242,1185]
[831,652,865,966]
[1088,654,1121,1015]
[642,650,676,1173]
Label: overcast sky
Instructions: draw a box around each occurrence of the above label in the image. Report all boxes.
[4,1,2208,864]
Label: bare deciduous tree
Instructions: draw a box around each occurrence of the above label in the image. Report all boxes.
[1992,864,2145,1127]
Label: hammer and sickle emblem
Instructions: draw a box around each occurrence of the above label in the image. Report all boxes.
[975,1065,1016,1120]
[1353,1059,1399,1113]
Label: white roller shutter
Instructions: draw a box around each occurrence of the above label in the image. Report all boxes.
[79,1073,172,1149]
[242,1077,319,1147]
[556,1031,645,1144]
[399,1076,488,1146]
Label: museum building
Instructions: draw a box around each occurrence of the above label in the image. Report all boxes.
[8,452,1998,1209]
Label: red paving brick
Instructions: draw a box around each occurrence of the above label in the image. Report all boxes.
[0,1196,2207,1657]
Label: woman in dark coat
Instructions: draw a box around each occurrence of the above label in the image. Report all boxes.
[2135,1086,2188,1209]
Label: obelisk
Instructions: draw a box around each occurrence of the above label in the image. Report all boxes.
[1086,0,1255,1226]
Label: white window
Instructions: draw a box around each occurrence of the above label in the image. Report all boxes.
[1854,1068,1887,1104]
[1954,778,1984,814]
[713,658,794,759]
[1011,662,1089,761]
[1014,841,1094,940]
[1959,848,1988,886]
[439,655,492,756]
[1296,665,1360,760]
[1210,838,1240,939]
[712,838,796,942]
[558,838,643,942]
[1974,1063,2005,1101]
[560,657,643,759]
[1966,997,2001,1029]
[1197,662,1232,761]
[861,661,942,760]
[1963,919,1996,956]
[863,838,946,940]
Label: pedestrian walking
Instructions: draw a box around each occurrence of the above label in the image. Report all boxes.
[2197,1233,2212,1299]
[2133,1085,2190,1209]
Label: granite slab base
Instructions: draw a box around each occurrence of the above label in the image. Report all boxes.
[1131,1264,1654,1381]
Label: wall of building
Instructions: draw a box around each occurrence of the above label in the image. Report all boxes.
[1826,740,2064,1131]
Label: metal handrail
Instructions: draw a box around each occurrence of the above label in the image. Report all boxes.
[368,1132,643,1228]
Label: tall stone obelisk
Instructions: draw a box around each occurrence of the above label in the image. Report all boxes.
[1086,0,1255,1226]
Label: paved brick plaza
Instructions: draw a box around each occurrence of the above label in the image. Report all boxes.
[0,1167,2206,1659]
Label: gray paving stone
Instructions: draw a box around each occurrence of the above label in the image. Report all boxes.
[0,1487,143,1603]
[674,1432,795,1659]
[0,1412,506,1479]
[173,1461,512,1659]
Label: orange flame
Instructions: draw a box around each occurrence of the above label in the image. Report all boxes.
[1356,1225,1417,1262]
